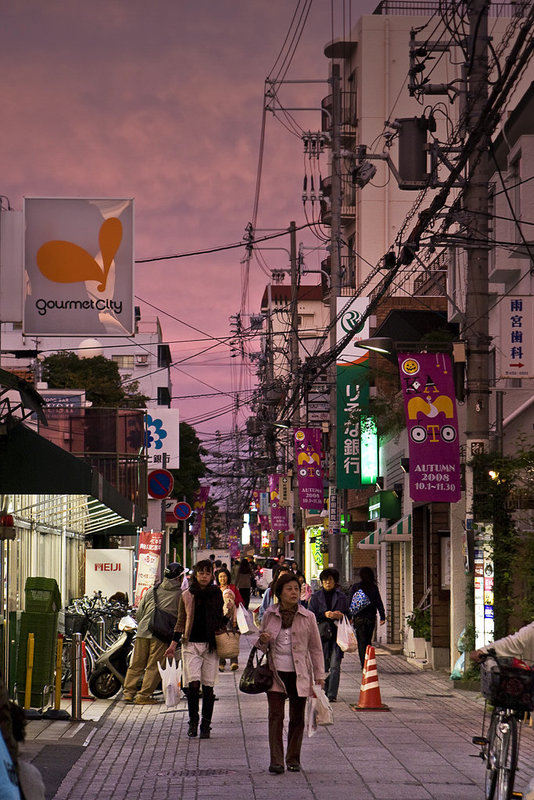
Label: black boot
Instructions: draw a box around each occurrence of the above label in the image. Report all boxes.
[187,682,200,737]
[199,685,215,739]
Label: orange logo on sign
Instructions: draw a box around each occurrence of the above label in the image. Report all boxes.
[36,217,122,293]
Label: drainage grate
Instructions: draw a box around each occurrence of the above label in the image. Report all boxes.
[157,768,236,777]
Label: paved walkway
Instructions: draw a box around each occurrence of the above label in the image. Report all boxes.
[23,640,534,800]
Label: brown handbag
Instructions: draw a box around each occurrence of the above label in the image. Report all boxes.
[215,630,240,659]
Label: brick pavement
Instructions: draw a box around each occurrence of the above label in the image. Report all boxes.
[22,640,534,800]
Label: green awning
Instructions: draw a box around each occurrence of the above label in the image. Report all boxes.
[379,514,412,542]
[357,531,380,550]
[0,423,143,533]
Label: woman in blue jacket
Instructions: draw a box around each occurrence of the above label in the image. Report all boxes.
[349,566,386,668]
[308,568,349,702]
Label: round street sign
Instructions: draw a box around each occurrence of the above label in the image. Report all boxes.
[147,469,174,499]
[173,502,192,520]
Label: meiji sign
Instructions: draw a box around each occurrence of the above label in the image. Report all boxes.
[24,197,134,336]
[86,549,133,598]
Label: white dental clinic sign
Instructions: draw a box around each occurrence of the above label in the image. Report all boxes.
[24,197,134,336]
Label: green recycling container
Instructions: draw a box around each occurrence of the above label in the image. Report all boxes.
[15,611,58,708]
[24,577,62,614]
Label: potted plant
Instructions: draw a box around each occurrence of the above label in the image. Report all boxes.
[406,607,431,659]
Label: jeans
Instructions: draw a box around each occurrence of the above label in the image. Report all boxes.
[322,639,343,700]
[353,617,376,668]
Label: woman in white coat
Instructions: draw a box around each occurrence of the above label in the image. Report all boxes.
[258,571,325,774]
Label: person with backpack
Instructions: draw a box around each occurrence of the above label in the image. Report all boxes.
[122,562,183,705]
[348,567,386,668]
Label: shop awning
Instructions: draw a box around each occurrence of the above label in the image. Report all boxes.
[0,422,144,533]
[379,514,412,542]
[357,531,381,550]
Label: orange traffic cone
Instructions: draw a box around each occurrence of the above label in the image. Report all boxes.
[351,645,390,712]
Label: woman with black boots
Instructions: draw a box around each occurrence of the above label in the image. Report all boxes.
[165,560,226,739]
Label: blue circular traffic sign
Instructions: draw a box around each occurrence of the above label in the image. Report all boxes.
[147,469,174,499]
[173,502,192,520]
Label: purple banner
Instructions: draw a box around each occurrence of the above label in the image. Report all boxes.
[398,353,461,503]
[294,427,324,510]
[190,486,210,538]
[228,527,240,558]
[269,474,288,531]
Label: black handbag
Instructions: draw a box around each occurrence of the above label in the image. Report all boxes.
[148,586,177,644]
[317,620,333,641]
[239,646,273,694]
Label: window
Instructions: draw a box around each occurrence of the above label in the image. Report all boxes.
[112,355,134,369]
[135,354,149,366]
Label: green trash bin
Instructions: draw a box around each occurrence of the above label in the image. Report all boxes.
[24,577,62,613]
[15,611,58,708]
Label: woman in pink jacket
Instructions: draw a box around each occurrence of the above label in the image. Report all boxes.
[258,571,326,774]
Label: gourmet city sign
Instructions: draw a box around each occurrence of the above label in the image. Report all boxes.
[24,197,134,336]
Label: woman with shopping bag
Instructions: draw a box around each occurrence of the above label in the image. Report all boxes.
[165,560,227,739]
[308,568,349,703]
[257,572,325,774]
[349,566,386,668]
[216,568,241,672]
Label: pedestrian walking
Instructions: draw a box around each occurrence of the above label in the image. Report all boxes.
[257,564,291,622]
[216,567,242,672]
[257,571,325,774]
[235,557,253,609]
[348,566,386,668]
[308,567,349,702]
[165,559,226,739]
[122,562,183,704]
[296,571,312,608]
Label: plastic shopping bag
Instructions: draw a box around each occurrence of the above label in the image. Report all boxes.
[236,603,255,634]
[313,685,334,726]
[336,615,358,653]
[157,657,182,708]
[306,697,318,737]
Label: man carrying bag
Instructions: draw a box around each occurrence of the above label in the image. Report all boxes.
[123,562,183,705]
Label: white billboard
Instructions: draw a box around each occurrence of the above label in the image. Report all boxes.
[24,197,134,336]
[336,296,370,365]
[146,408,180,469]
[85,548,134,600]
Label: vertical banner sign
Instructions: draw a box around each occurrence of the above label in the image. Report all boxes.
[24,197,134,336]
[268,474,288,531]
[499,296,533,378]
[249,523,261,552]
[134,531,163,606]
[473,523,494,648]
[398,352,461,502]
[294,427,324,510]
[259,492,269,516]
[336,297,371,489]
[191,486,210,539]
[228,527,240,558]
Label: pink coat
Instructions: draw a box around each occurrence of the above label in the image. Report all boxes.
[260,604,326,696]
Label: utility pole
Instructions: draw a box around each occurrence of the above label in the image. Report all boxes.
[328,63,342,571]
[289,221,304,569]
[464,0,490,503]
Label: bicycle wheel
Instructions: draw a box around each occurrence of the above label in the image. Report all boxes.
[485,710,499,800]
[495,713,518,800]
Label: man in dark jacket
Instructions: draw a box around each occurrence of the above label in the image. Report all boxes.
[123,562,183,704]
[308,568,349,702]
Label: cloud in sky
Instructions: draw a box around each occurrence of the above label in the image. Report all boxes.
[0,0,377,439]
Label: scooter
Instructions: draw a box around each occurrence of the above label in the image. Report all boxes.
[88,614,137,699]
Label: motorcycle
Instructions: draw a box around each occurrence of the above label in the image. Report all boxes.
[88,614,137,699]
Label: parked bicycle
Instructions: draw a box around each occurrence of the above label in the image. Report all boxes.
[472,649,534,800]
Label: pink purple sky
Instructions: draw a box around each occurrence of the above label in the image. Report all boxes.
[0,0,377,447]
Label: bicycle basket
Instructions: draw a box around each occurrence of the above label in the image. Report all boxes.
[64,612,89,638]
[481,658,534,711]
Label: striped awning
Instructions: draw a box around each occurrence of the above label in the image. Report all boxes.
[357,530,381,550]
[379,514,412,542]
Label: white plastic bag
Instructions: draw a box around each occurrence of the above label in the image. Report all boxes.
[236,603,254,634]
[306,697,318,737]
[336,615,358,653]
[157,657,181,708]
[313,685,334,726]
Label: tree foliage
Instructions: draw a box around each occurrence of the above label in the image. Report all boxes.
[43,351,148,407]
[169,421,208,502]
